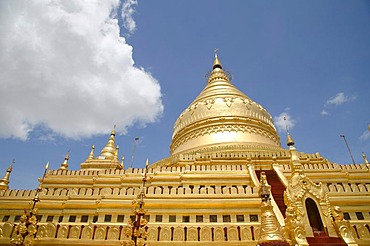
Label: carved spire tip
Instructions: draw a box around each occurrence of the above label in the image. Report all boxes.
[212,48,222,69]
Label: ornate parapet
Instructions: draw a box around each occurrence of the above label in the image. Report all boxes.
[330,206,358,246]
[283,206,309,246]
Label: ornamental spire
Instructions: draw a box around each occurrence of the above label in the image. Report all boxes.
[208,50,230,84]
[284,125,302,173]
[284,116,295,147]
[58,152,69,170]
[0,160,14,190]
[99,126,117,159]
[87,145,95,160]
[213,48,222,69]
[288,139,303,173]
[287,134,295,147]
[258,172,288,245]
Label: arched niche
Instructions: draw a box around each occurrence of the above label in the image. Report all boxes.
[305,198,324,233]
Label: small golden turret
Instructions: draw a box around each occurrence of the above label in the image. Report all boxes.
[258,172,288,246]
[80,129,123,170]
[87,145,95,160]
[0,160,14,190]
[58,153,69,170]
[99,127,117,160]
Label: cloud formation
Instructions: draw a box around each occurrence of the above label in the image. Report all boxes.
[359,130,370,141]
[274,110,296,133]
[320,109,329,116]
[121,0,138,33]
[324,92,356,107]
[321,92,356,115]
[0,0,163,140]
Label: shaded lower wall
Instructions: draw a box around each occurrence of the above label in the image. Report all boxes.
[1,221,370,245]
[0,222,260,245]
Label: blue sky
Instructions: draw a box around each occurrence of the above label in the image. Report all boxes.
[1,1,369,190]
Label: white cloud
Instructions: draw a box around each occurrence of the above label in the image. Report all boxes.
[0,0,163,140]
[320,109,329,116]
[321,92,356,116]
[121,0,138,33]
[359,130,370,141]
[324,92,356,107]
[274,111,296,133]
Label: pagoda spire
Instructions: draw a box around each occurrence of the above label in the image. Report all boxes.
[208,49,230,84]
[58,152,69,170]
[287,133,303,173]
[99,126,117,160]
[258,172,288,246]
[87,145,95,160]
[80,129,123,170]
[213,48,222,69]
[283,115,302,173]
[0,160,14,190]
[283,115,295,147]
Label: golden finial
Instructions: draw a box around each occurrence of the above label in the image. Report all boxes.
[87,145,95,160]
[99,126,117,159]
[0,159,14,190]
[114,145,119,161]
[287,134,295,146]
[213,48,222,69]
[208,50,230,84]
[8,159,14,172]
[121,156,125,169]
[362,152,369,165]
[58,152,69,170]
[283,116,295,146]
[44,161,50,171]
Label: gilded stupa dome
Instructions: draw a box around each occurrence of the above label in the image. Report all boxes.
[170,54,281,155]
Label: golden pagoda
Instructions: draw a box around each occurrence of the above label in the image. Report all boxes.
[0,54,369,245]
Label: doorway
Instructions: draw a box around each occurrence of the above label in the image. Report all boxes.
[305,198,324,233]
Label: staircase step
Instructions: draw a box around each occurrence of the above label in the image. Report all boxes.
[307,236,347,246]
